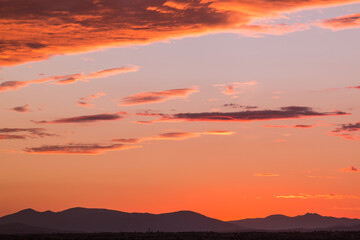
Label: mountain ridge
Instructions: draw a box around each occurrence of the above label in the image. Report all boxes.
[1,208,360,234]
[229,212,360,231]
[0,207,239,233]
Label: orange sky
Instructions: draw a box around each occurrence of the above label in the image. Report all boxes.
[1,0,360,221]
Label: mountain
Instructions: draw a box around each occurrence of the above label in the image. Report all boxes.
[0,223,59,234]
[2,209,360,233]
[0,208,239,233]
[229,213,360,231]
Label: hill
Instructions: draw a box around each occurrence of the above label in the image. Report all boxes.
[0,208,239,233]
[229,213,360,231]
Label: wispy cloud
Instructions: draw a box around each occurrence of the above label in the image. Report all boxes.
[319,13,360,30]
[25,130,234,154]
[330,121,360,140]
[77,101,95,109]
[214,81,257,95]
[254,173,279,177]
[137,106,348,123]
[112,130,235,143]
[111,138,142,144]
[347,85,360,90]
[24,143,140,155]
[223,104,258,110]
[77,92,106,108]
[0,66,138,92]
[0,134,28,140]
[262,124,315,128]
[10,104,31,113]
[239,23,310,37]
[119,88,198,105]
[0,128,56,140]
[332,122,360,132]
[33,112,126,124]
[276,194,360,200]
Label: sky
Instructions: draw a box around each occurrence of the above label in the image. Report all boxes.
[0,0,360,221]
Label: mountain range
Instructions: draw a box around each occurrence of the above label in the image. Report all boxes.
[0,208,359,234]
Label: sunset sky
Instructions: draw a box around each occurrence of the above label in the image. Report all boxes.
[1,0,360,221]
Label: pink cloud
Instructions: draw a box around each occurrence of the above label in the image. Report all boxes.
[137,106,348,123]
[276,194,360,200]
[10,104,31,113]
[119,88,198,105]
[24,143,140,155]
[33,112,126,124]
[0,66,138,92]
[319,13,360,30]
[214,81,257,96]
[254,173,279,177]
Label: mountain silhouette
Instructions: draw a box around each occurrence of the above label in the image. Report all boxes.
[229,213,360,231]
[1,208,360,233]
[0,208,239,233]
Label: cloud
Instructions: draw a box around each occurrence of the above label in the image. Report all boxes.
[330,121,360,140]
[26,129,233,154]
[347,86,360,89]
[119,88,198,105]
[275,194,360,200]
[294,124,314,128]
[1,0,357,66]
[89,92,106,98]
[223,104,258,110]
[333,122,360,132]
[238,23,310,37]
[202,130,235,135]
[152,132,200,140]
[340,166,360,173]
[138,106,348,123]
[0,66,138,92]
[24,143,140,155]
[315,85,360,92]
[204,0,358,16]
[10,104,31,113]
[254,173,279,177]
[0,78,51,92]
[77,92,106,108]
[77,101,95,108]
[262,124,315,128]
[33,112,125,124]
[214,81,257,95]
[111,138,142,144]
[319,13,360,30]
[0,128,56,140]
[112,130,235,143]
[84,67,138,80]
[0,134,27,140]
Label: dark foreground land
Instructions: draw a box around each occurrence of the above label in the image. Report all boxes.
[1,232,360,240]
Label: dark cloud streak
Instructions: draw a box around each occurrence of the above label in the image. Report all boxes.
[33,113,125,124]
[142,106,348,123]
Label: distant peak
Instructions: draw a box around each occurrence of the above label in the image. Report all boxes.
[175,210,198,214]
[172,210,204,216]
[17,208,38,214]
[266,214,287,219]
[60,207,90,213]
[60,207,120,214]
[303,213,322,217]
